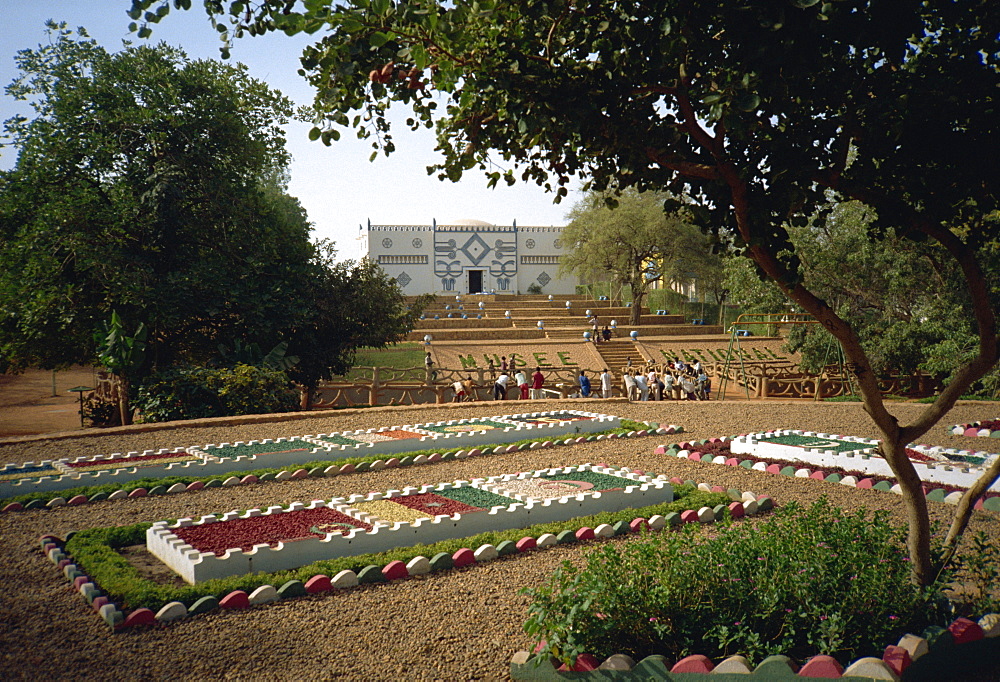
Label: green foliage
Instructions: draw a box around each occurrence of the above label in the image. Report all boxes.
[0,25,310,372]
[287,245,426,390]
[134,364,299,422]
[132,0,1000,586]
[523,499,955,667]
[63,484,727,612]
[560,189,715,324]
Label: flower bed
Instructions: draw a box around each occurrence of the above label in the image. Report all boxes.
[658,434,1000,508]
[45,481,742,630]
[0,410,620,499]
[728,430,1000,493]
[146,464,675,584]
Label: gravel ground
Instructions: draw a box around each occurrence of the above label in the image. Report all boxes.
[1,398,999,681]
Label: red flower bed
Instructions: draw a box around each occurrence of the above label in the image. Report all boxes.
[65,451,193,468]
[977,419,1000,430]
[387,492,481,516]
[173,508,373,555]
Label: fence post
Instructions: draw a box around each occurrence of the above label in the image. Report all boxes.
[369,367,380,406]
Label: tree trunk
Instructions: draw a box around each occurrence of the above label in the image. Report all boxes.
[117,374,133,426]
[630,282,645,326]
[880,434,933,585]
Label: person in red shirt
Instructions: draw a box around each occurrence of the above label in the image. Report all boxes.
[530,367,545,399]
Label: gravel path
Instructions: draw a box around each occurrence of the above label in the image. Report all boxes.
[1,398,999,681]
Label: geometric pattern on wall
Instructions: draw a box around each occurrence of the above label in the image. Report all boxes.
[395,271,412,288]
[536,271,551,287]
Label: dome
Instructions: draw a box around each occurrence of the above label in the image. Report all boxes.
[446,218,493,226]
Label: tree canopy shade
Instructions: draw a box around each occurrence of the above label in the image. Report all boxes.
[0,24,307,371]
[131,0,1000,585]
[560,189,715,324]
[0,24,421,405]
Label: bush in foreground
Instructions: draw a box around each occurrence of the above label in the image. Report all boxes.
[523,498,957,667]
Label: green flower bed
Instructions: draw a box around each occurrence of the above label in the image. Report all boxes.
[63,485,727,612]
[522,498,955,668]
[2,419,657,508]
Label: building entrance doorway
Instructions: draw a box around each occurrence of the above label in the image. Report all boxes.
[468,270,484,294]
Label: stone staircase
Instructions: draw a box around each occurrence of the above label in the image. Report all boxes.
[594,340,640,372]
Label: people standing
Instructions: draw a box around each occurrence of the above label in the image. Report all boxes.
[494,372,510,400]
[623,370,637,402]
[515,368,529,400]
[487,358,496,380]
[462,376,478,402]
[600,369,613,398]
[452,379,466,402]
[531,367,545,399]
[578,370,592,398]
[500,355,508,372]
[680,374,697,400]
[647,368,661,400]
[634,372,649,401]
[662,371,675,400]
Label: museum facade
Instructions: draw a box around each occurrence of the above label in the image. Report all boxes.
[362,218,580,295]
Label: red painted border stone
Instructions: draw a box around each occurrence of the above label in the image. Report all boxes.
[680,510,698,523]
[857,478,874,489]
[382,561,408,581]
[810,471,826,480]
[305,574,333,593]
[575,527,595,541]
[671,655,714,673]
[220,590,250,609]
[186,481,205,491]
[948,617,984,644]
[68,495,88,506]
[121,608,156,628]
[799,654,844,678]
[765,463,782,475]
[727,501,745,518]
[516,537,537,552]
[452,548,476,567]
[630,518,649,532]
[557,653,601,672]
[127,488,148,498]
[3,502,24,512]
[882,645,912,676]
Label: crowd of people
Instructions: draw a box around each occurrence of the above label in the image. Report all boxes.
[447,358,710,402]
[621,358,711,401]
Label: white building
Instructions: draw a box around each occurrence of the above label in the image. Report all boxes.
[362,219,579,295]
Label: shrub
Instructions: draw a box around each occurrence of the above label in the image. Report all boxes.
[134,364,299,422]
[522,498,955,667]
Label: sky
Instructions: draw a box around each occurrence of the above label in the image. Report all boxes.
[0,1,580,261]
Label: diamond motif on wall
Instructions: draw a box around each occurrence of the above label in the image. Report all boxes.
[537,271,551,287]
[412,238,423,248]
[396,271,411,288]
[459,233,492,265]
[382,238,393,248]
[553,239,562,250]
[525,238,536,249]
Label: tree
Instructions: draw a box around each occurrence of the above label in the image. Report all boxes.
[0,24,311,376]
[560,189,709,325]
[287,242,429,408]
[135,0,1000,586]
